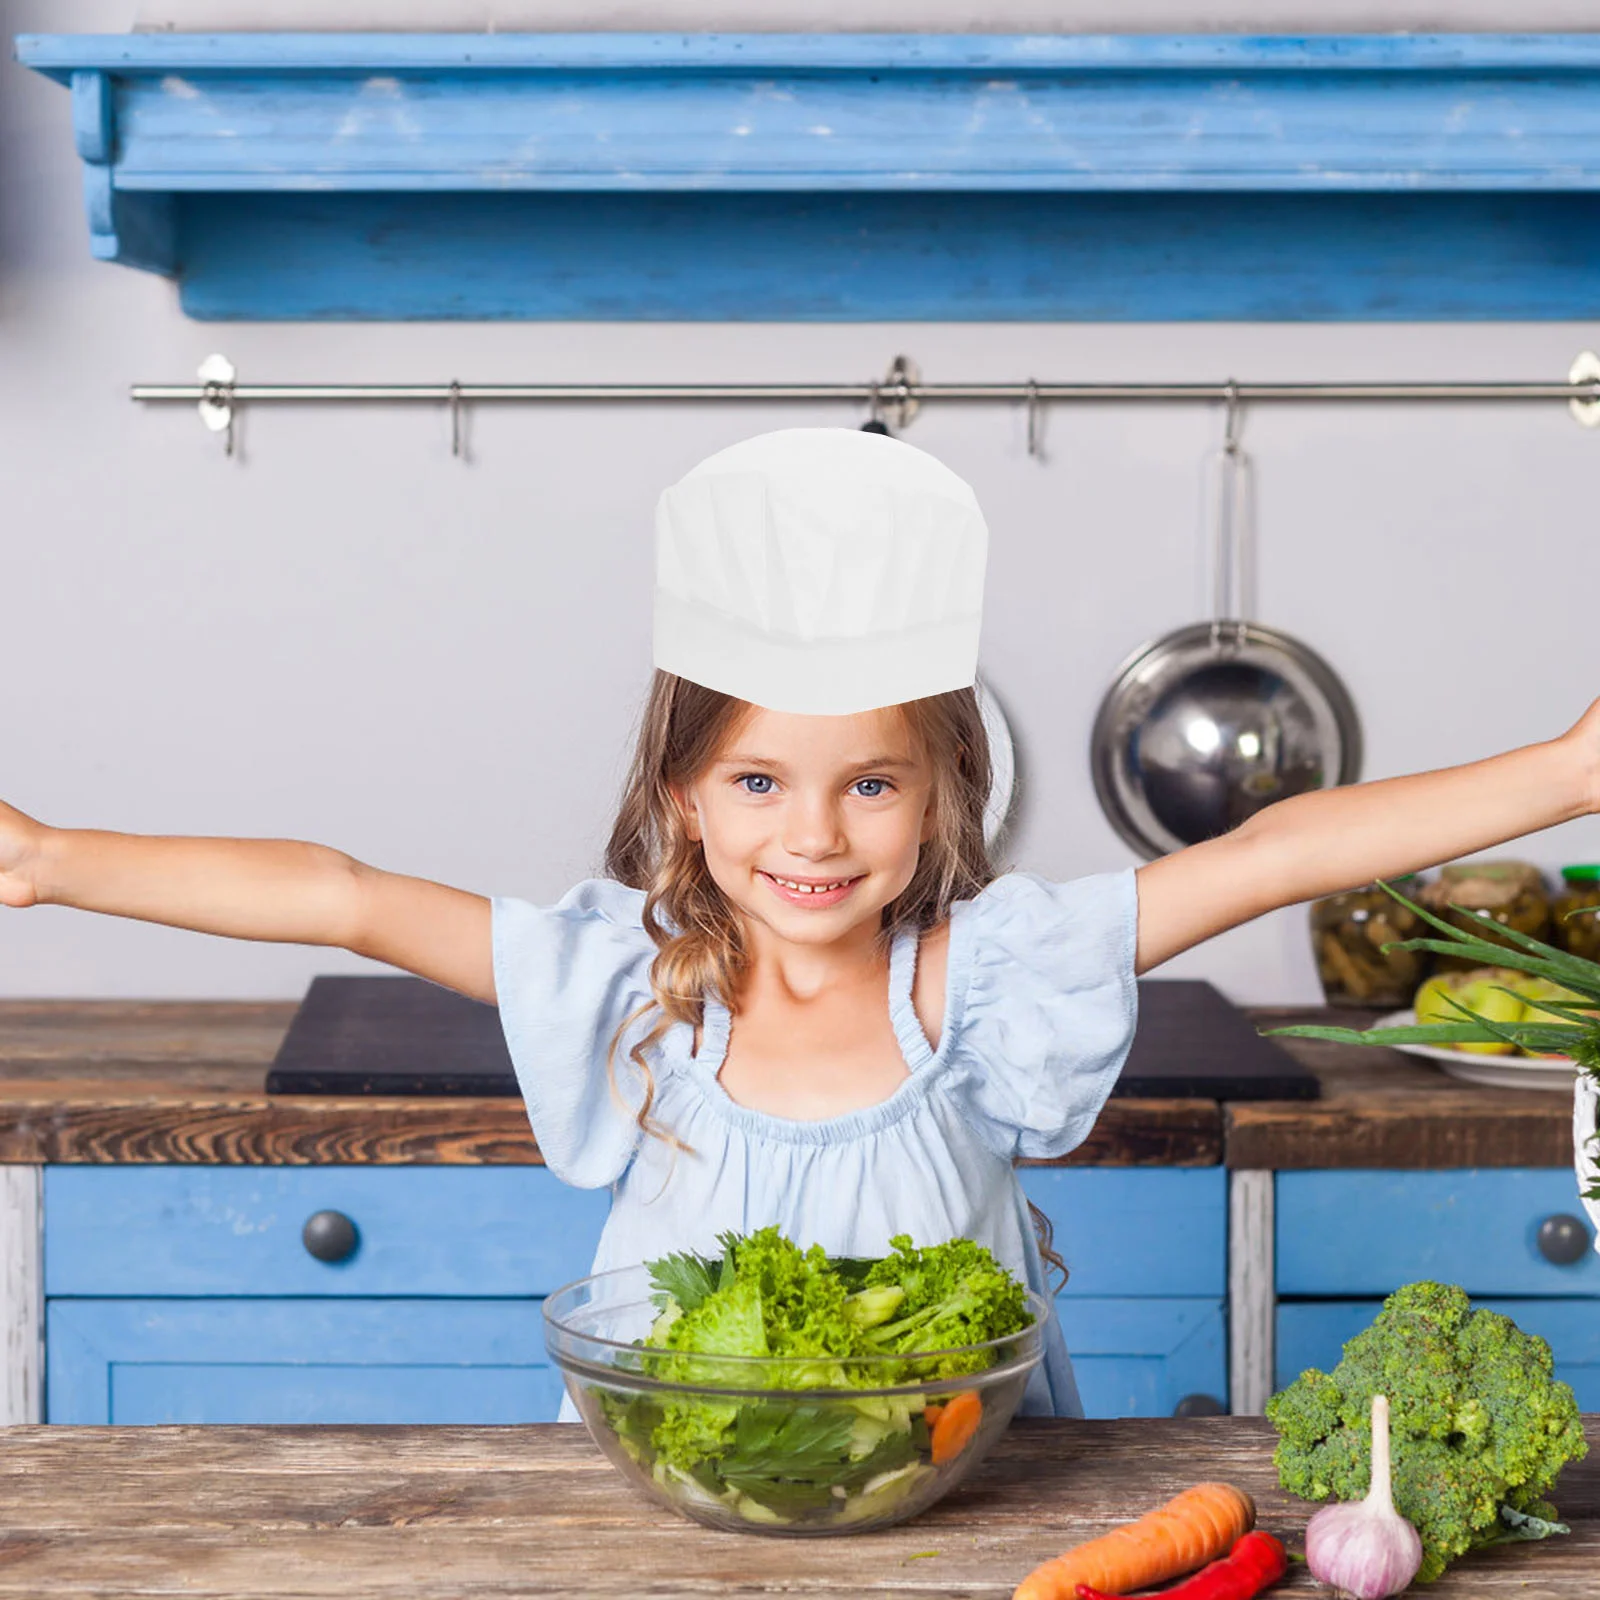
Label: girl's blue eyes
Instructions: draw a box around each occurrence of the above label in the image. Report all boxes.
[734,775,891,798]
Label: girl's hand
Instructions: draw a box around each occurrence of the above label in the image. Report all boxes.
[1562,695,1600,814]
[0,799,48,909]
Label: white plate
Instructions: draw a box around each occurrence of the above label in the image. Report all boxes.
[1371,1009,1576,1092]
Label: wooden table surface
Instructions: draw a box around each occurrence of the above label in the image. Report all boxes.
[0,1416,1593,1597]
[0,999,1579,1169]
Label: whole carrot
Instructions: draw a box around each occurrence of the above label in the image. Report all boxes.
[1012,1482,1256,1600]
[1075,1530,1287,1600]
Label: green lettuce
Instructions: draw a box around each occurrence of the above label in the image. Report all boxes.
[595,1226,1032,1525]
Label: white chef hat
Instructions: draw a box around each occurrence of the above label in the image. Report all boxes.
[653,427,988,715]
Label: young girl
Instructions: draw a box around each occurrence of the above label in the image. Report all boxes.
[1,427,1595,1424]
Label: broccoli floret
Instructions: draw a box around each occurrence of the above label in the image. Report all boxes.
[1267,1281,1588,1583]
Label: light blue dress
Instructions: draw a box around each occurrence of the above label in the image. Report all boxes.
[491,868,1140,1424]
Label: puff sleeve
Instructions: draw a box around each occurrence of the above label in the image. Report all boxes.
[491,878,659,1188]
[944,868,1140,1161]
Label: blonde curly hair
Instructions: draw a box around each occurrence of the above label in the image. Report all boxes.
[600,669,1067,1293]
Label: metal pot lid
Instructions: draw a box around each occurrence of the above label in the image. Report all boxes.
[1091,620,1362,860]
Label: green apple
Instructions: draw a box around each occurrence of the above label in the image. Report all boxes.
[1508,975,1588,1058]
[1414,967,1527,1054]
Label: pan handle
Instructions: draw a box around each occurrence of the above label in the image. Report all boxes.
[1205,380,1255,627]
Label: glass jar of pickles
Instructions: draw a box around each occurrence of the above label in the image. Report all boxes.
[1554,864,1600,964]
[1418,859,1552,973]
[1310,875,1430,1008]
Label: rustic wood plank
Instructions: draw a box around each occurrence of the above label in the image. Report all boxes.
[1227,1169,1274,1415]
[0,1083,549,1166]
[0,1085,1218,1167]
[1229,1006,1576,1169]
[0,999,1571,1170]
[0,1001,291,1086]
[0,1003,1221,1167]
[1026,1099,1222,1167]
[0,1419,1590,1596]
[0,1166,40,1425]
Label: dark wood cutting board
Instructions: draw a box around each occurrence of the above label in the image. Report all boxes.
[266,974,1317,1100]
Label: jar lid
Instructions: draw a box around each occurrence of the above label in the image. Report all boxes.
[1562,864,1600,883]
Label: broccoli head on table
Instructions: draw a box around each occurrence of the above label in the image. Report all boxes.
[1267,1281,1588,1582]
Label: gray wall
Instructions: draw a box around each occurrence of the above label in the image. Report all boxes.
[4,0,1598,1002]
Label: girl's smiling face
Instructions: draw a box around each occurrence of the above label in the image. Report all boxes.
[673,703,935,948]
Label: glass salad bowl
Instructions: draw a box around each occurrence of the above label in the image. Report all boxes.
[543,1264,1047,1536]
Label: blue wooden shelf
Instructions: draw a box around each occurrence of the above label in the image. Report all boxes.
[17,33,1600,318]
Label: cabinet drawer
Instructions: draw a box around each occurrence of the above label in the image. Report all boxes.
[1275,1169,1599,1297]
[1277,1299,1600,1410]
[47,1298,565,1424]
[1058,1297,1226,1419]
[45,1166,611,1298]
[1018,1168,1226,1297]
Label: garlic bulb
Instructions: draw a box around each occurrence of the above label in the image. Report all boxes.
[1305,1395,1424,1599]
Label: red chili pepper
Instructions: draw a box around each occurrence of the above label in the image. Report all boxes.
[1074,1530,1288,1600]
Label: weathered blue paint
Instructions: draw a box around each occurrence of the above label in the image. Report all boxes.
[44,1293,1224,1423]
[168,189,1600,320]
[1018,1166,1225,1297]
[69,68,175,272]
[18,32,1600,77]
[44,1164,611,1297]
[47,1297,564,1423]
[42,1163,1229,1420]
[17,33,1600,317]
[1059,1296,1227,1419]
[18,32,1600,194]
[1277,1298,1600,1407]
[1276,1168,1600,1297]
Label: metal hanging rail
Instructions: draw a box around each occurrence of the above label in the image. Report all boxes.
[134,351,1600,457]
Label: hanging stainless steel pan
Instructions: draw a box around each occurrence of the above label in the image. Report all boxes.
[1090,393,1362,860]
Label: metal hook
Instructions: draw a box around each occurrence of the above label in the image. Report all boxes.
[861,381,891,435]
[1222,377,1242,454]
[449,380,463,458]
[880,354,922,431]
[1026,378,1041,458]
[196,352,236,458]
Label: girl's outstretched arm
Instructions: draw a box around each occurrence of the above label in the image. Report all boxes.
[0,799,494,1003]
[1133,697,1600,974]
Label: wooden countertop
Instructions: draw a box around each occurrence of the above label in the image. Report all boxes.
[0,1416,1593,1597]
[0,1000,1579,1169]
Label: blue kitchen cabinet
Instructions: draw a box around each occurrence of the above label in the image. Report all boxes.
[1058,1297,1228,1420]
[45,1166,609,1425]
[45,1164,1228,1424]
[44,1166,613,1298]
[49,1299,564,1424]
[1019,1167,1229,1418]
[1273,1169,1600,1402]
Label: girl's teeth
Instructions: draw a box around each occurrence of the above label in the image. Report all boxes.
[772,874,850,893]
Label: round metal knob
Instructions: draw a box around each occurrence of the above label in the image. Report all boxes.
[1536,1213,1591,1266]
[302,1209,359,1264]
[1173,1393,1227,1417]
